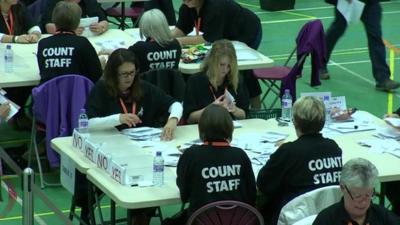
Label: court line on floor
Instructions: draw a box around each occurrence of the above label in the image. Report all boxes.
[1,180,47,225]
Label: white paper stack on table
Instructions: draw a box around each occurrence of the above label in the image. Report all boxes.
[80,17,99,37]
[121,127,162,141]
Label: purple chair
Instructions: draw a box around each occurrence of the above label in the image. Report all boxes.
[104,3,144,29]
[253,19,326,109]
[30,75,94,188]
[186,200,264,225]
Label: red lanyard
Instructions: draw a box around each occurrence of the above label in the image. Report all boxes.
[55,31,75,35]
[2,9,14,35]
[203,141,230,147]
[194,17,201,36]
[119,98,136,114]
[209,85,227,100]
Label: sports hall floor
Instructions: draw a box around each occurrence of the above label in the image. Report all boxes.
[1,0,400,224]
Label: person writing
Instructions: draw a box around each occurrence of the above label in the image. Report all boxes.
[183,39,249,124]
[0,0,41,43]
[176,104,256,221]
[172,0,262,108]
[85,48,182,140]
[41,0,108,35]
[313,158,399,225]
[257,96,342,225]
[36,1,102,83]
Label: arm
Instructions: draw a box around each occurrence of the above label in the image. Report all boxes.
[89,113,142,130]
[161,102,183,141]
[229,105,246,120]
[89,20,109,35]
[45,23,57,34]
[176,35,207,46]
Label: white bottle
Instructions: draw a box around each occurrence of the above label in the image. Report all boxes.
[153,151,164,186]
[281,89,293,121]
[78,108,89,133]
[4,44,13,73]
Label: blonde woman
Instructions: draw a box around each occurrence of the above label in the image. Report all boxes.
[128,9,181,73]
[183,39,249,124]
[0,0,41,43]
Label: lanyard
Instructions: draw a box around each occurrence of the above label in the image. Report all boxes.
[194,17,201,36]
[203,141,230,147]
[55,31,75,35]
[209,85,227,100]
[2,9,14,35]
[119,98,136,114]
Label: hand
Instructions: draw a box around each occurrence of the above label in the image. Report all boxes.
[0,103,11,120]
[346,0,352,3]
[27,34,40,43]
[212,95,228,108]
[119,113,142,127]
[15,35,30,43]
[75,26,84,36]
[161,118,178,141]
[89,22,104,34]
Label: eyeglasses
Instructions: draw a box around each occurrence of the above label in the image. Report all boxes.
[119,70,136,79]
[344,185,375,202]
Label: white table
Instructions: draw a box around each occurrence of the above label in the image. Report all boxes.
[0,29,135,88]
[124,28,275,74]
[51,114,400,224]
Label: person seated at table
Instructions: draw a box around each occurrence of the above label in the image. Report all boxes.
[176,104,256,220]
[172,0,262,109]
[183,39,249,124]
[382,108,400,217]
[36,1,102,83]
[0,103,10,122]
[128,9,181,73]
[85,48,182,140]
[0,0,41,43]
[257,96,343,225]
[41,0,108,35]
[313,158,399,225]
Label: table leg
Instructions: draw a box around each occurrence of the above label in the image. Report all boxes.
[380,182,386,206]
[111,199,116,225]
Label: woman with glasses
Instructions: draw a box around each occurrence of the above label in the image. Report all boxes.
[183,39,249,124]
[313,158,399,225]
[85,48,182,140]
[37,1,102,83]
[257,96,342,225]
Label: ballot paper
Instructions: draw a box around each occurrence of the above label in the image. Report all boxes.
[121,127,162,141]
[0,90,20,121]
[384,117,400,129]
[337,0,365,24]
[328,122,375,133]
[80,17,99,37]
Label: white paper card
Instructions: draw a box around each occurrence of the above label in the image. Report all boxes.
[337,0,365,24]
[0,93,20,121]
[60,152,76,195]
[80,16,99,37]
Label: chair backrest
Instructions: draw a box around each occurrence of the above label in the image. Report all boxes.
[186,200,264,225]
[280,19,326,101]
[141,69,186,102]
[32,74,94,167]
[277,185,342,225]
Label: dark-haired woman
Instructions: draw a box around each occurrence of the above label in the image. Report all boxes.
[85,48,182,140]
[176,104,256,219]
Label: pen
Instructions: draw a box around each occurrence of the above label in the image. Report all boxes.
[337,125,358,129]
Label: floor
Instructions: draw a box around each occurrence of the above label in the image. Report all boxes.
[1,0,400,224]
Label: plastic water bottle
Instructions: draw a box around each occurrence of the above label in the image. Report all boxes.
[153,151,164,186]
[281,89,293,121]
[4,44,13,73]
[78,108,89,133]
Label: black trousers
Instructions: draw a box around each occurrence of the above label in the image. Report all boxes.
[325,2,390,84]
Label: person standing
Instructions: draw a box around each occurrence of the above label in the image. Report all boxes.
[172,0,262,109]
[322,0,400,91]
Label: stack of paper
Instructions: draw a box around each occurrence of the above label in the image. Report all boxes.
[328,122,375,133]
[121,127,162,141]
[261,131,289,143]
